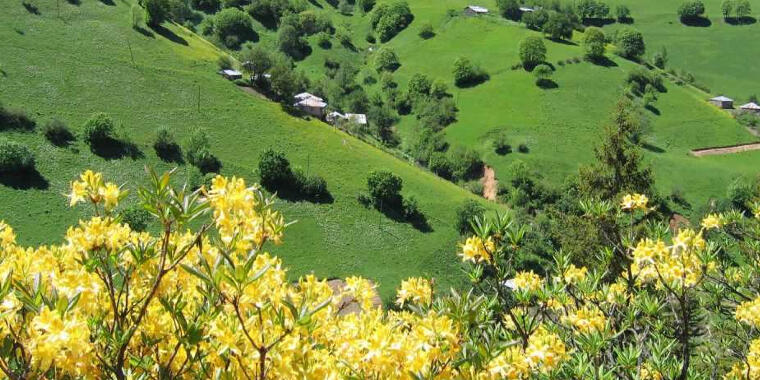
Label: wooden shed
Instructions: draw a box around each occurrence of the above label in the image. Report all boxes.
[709,95,734,109]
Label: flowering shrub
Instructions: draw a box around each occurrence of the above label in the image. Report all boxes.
[0,169,759,379]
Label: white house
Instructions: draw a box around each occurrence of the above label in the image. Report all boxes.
[293,93,327,118]
[709,95,734,109]
[464,5,489,15]
[326,112,368,126]
[219,69,242,80]
[740,102,760,113]
[519,6,535,12]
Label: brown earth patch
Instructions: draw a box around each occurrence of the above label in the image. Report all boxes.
[690,142,760,157]
[481,166,497,201]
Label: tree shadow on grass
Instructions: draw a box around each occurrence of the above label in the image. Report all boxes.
[645,104,661,115]
[618,16,634,24]
[547,37,577,46]
[680,17,711,27]
[89,138,144,160]
[726,16,757,25]
[134,26,155,38]
[155,144,184,164]
[307,0,323,8]
[378,206,432,233]
[22,2,40,15]
[277,188,335,204]
[642,142,665,153]
[455,74,490,89]
[588,56,618,67]
[66,0,81,4]
[536,79,558,89]
[582,18,615,27]
[0,169,49,190]
[99,0,115,5]
[152,25,188,46]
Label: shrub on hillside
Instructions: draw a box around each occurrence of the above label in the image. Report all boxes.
[184,128,219,172]
[0,103,36,131]
[258,149,294,191]
[493,132,511,155]
[418,22,434,38]
[582,26,606,60]
[0,139,35,174]
[455,200,485,234]
[293,168,330,201]
[82,113,116,146]
[428,152,453,179]
[143,0,169,27]
[496,0,520,20]
[278,24,309,59]
[452,57,487,87]
[614,27,645,60]
[615,4,631,22]
[542,11,574,40]
[370,1,413,42]
[374,48,400,72]
[42,119,74,146]
[153,127,182,161]
[316,32,331,49]
[367,170,403,207]
[121,205,151,232]
[449,147,483,181]
[518,143,529,153]
[533,64,554,86]
[522,8,550,30]
[678,0,706,22]
[518,36,547,69]
[215,8,253,48]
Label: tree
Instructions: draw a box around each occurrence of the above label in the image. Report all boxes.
[215,8,253,48]
[453,57,483,87]
[582,26,606,60]
[183,128,217,172]
[371,1,413,42]
[269,59,305,101]
[519,36,547,69]
[496,0,521,20]
[418,22,434,38]
[366,170,403,207]
[428,152,453,179]
[258,149,294,191]
[143,0,169,27]
[721,0,735,19]
[374,48,400,72]
[735,0,752,21]
[543,11,573,40]
[615,27,645,60]
[615,4,631,22]
[407,73,432,98]
[0,138,35,173]
[522,8,550,30]
[239,45,272,83]
[653,46,668,69]
[455,200,485,234]
[533,64,553,86]
[82,112,116,146]
[277,24,307,59]
[677,0,706,22]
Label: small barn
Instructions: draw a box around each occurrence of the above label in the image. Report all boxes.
[709,95,734,109]
[293,93,327,118]
[219,69,242,80]
[519,6,535,12]
[740,102,760,114]
[464,5,489,15]
[326,111,345,124]
[345,113,368,125]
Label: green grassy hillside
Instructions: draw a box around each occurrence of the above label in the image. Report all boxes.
[0,0,499,300]
[289,0,760,209]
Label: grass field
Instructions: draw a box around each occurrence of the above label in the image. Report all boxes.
[0,0,502,300]
[289,0,760,210]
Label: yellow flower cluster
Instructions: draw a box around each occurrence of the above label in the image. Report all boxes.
[67,169,123,210]
[396,277,433,306]
[736,296,760,328]
[620,193,649,211]
[631,229,707,288]
[561,305,606,334]
[562,264,588,285]
[725,338,760,380]
[701,213,726,230]
[511,271,544,292]
[459,236,495,264]
[485,326,567,379]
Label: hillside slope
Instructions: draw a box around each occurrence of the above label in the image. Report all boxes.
[0,0,497,299]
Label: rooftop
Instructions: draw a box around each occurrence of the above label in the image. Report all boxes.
[711,95,734,102]
[465,5,489,13]
[740,102,760,110]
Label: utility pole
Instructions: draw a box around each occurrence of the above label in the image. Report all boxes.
[126,40,135,67]
[197,85,201,112]
[306,153,310,176]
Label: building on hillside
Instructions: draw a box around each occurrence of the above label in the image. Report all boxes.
[740,102,760,113]
[326,112,368,126]
[293,93,327,118]
[519,6,535,12]
[464,5,489,15]
[345,113,368,125]
[219,69,242,80]
[326,111,345,124]
[709,95,734,109]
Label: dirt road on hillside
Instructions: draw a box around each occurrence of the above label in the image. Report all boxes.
[481,166,497,201]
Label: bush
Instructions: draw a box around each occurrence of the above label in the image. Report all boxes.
[366,170,403,206]
[449,147,483,180]
[316,32,331,49]
[184,128,219,172]
[463,180,484,196]
[82,113,116,146]
[131,4,144,30]
[582,27,606,60]
[258,149,294,191]
[121,205,151,232]
[615,4,631,21]
[42,119,74,146]
[652,47,668,69]
[519,36,547,69]
[217,55,233,70]
[428,152,453,179]
[401,196,421,220]
[374,48,400,72]
[522,8,549,30]
[0,103,36,131]
[542,11,574,40]
[143,0,169,27]
[518,143,529,153]
[533,64,553,86]
[371,1,413,42]
[153,127,180,157]
[615,27,645,60]
[0,139,35,173]
[678,0,706,21]
[453,57,487,87]
[418,22,434,38]
[293,168,330,200]
[737,112,760,128]
[496,0,520,20]
[455,200,485,234]
[215,8,253,47]
[278,24,308,59]
[493,132,511,155]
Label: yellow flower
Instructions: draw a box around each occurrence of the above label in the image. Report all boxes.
[736,296,760,327]
[396,277,432,306]
[562,265,588,285]
[620,193,648,211]
[459,236,495,264]
[510,271,543,292]
[640,363,664,380]
[99,182,122,210]
[562,306,606,334]
[701,213,725,230]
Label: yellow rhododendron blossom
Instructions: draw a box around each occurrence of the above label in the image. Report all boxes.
[562,264,588,285]
[701,213,725,230]
[736,296,760,328]
[396,277,433,306]
[459,236,495,263]
[620,193,648,211]
[511,270,543,292]
[562,306,606,334]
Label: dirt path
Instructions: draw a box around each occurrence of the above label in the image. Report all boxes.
[481,166,497,201]
[690,142,760,157]
[238,84,267,99]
